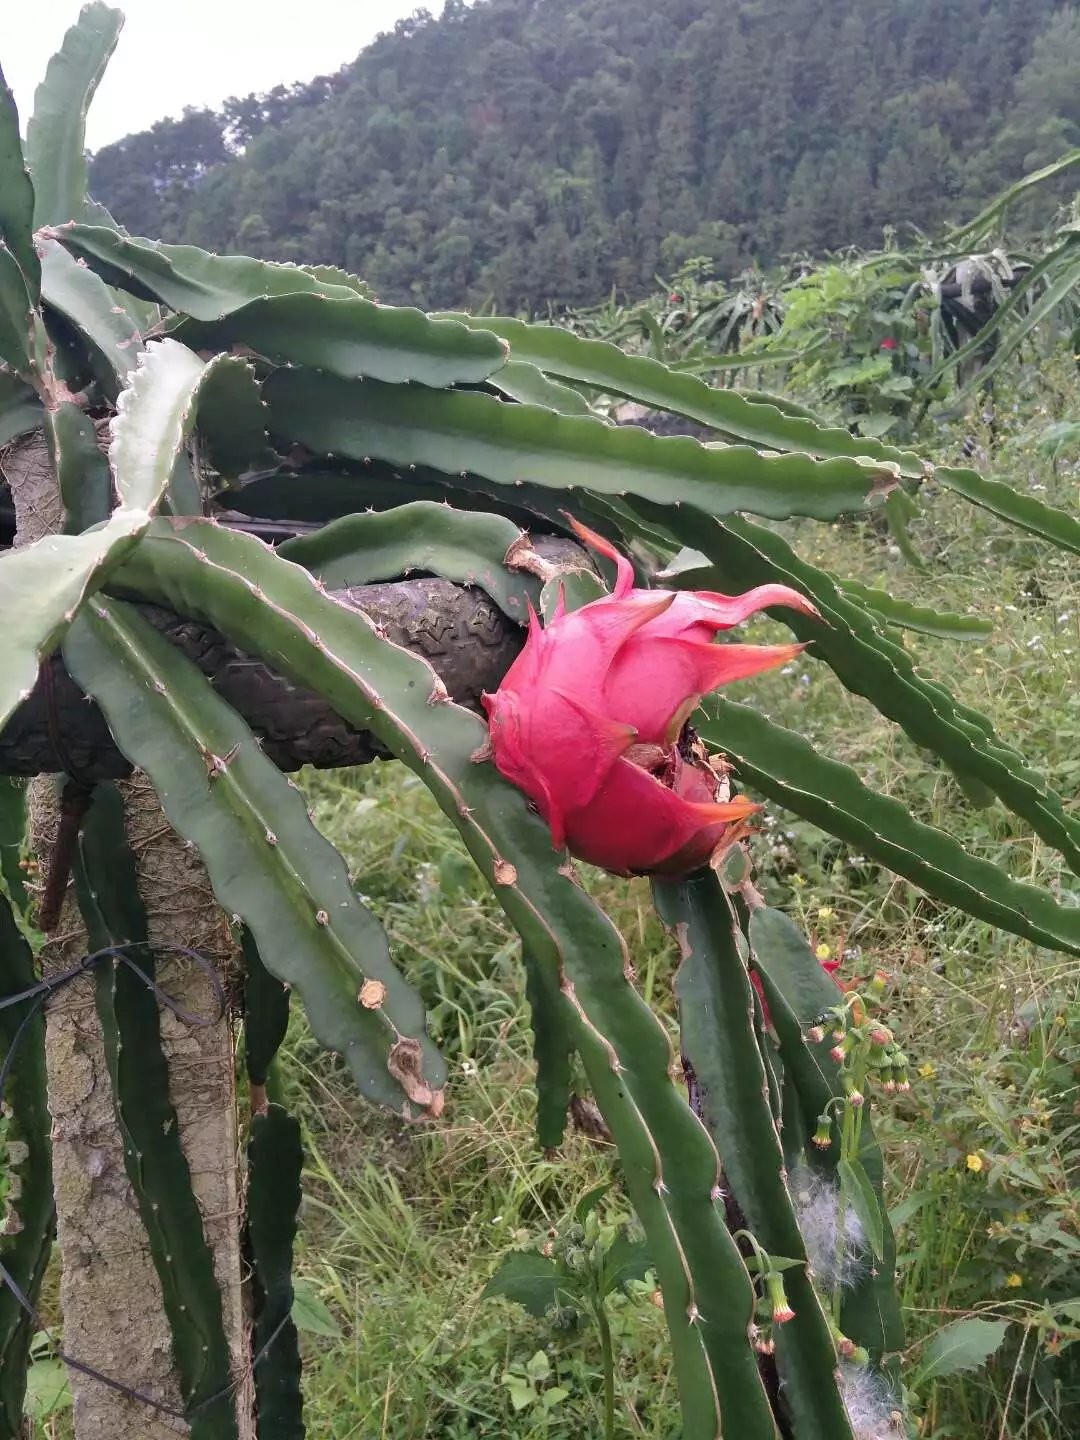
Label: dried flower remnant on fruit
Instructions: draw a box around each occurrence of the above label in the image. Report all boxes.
[482,519,816,875]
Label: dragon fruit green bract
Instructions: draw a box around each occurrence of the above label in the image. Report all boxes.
[482,520,818,875]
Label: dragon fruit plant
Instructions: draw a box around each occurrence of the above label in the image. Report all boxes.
[1,9,1078,1439]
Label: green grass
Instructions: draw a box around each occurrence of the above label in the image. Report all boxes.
[275,357,1080,1439]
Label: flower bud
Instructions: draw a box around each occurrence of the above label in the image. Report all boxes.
[812,1114,833,1148]
[766,1271,795,1324]
[806,1024,826,1044]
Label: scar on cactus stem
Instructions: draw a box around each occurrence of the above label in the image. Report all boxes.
[481,518,817,876]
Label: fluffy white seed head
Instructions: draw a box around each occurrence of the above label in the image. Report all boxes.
[839,1362,905,1440]
[790,1165,868,1291]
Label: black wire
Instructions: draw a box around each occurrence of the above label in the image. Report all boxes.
[0,941,289,1421]
[0,1251,293,1421]
[0,942,224,1101]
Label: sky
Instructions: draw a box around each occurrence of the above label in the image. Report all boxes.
[4,1,420,150]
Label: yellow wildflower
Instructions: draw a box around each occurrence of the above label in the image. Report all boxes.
[817,906,834,920]
[815,943,832,961]
[965,1153,984,1173]
[1005,1273,1023,1289]
[918,1062,936,1079]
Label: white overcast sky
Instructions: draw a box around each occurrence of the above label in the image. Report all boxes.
[4,1,420,150]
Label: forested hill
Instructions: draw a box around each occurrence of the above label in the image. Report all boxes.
[89,0,1080,311]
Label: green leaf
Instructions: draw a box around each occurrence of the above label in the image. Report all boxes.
[174,293,508,388]
[0,891,54,1436]
[165,449,204,518]
[110,337,204,508]
[646,505,1080,875]
[654,876,789,1239]
[574,1184,610,1224]
[39,237,141,390]
[241,927,290,1088]
[836,1158,885,1262]
[601,1235,653,1300]
[697,698,1080,955]
[295,261,372,297]
[685,342,824,373]
[264,366,892,524]
[483,1252,577,1317]
[0,783,32,945]
[21,1360,70,1421]
[247,1106,304,1440]
[884,488,927,570]
[912,1318,1010,1387]
[191,353,273,480]
[954,243,1080,403]
[221,461,561,532]
[107,518,779,1439]
[930,235,1080,399]
[523,945,574,1149]
[737,389,832,424]
[0,373,42,447]
[936,463,1080,557]
[0,243,36,375]
[488,358,595,414]
[747,907,903,1358]
[111,340,260,511]
[62,597,445,1117]
[279,502,538,623]
[45,402,111,533]
[946,149,1080,245]
[444,312,925,476]
[0,65,39,302]
[57,224,377,308]
[539,566,607,622]
[290,1279,340,1338]
[837,579,992,640]
[59,226,506,385]
[25,3,123,226]
[652,875,857,1439]
[0,508,149,730]
[72,784,237,1436]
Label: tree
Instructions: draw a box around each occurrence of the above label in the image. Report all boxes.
[87,0,1080,311]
